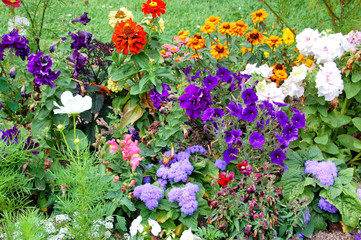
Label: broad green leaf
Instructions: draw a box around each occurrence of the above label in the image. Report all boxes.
[319,142,339,155]
[338,168,354,185]
[344,80,361,99]
[337,134,361,151]
[118,101,144,128]
[8,101,19,112]
[116,216,127,231]
[352,117,361,132]
[0,77,10,92]
[31,118,51,136]
[327,178,342,199]
[320,110,351,128]
[179,212,198,229]
[314,135,328,145]
[157,210,173,223]
[351,69,361,82]
[120,197,136,211]
[65,129,88,150]
[311,212,327,230]
[131,52,149,69]
[110,63,138,81]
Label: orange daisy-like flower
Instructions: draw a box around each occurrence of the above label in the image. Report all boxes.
[232,20,248,36]
[218,22,236,36]
[201,24,216,34]
[178,30,190,41]
[210,43,230,60]
[265,35,283,48]
[251,9,268,23]
[274,69,288,80]
[205,16,221,25]
[271,63,287,73]
[241,46,251,55]
[141,0,166,18]
[245,29,265,45]
[187,33,206,50]
[112,19,148,55]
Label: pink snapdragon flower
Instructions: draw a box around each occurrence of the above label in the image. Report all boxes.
[107,139,119,154]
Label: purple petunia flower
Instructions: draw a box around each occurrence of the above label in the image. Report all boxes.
[133,183,163,210]
[67,49,87,78]
[249,131,265,148]
[304,160,338,186]
[70,30,92,50]
[23,136,40,155]
[1,126,20,145]
[214,158,226,171]
[72,12,91,25]
[282,124,299,142]
[276,134,289,149]
[216,66,232,83]
[270,149,286,165]
[179,84,213,119]
[276,111,289,127]
[168,183,199,215]
[227,101,243,119]
[0,30,30,61]
[225,129,242,146]
[201,107,215,122]
[181,65,192,82]
[318,197,338,213]
[259,101,276,118]
[223,147,238,164]
[242,88,258,105]
[241,105,258,122]
[292,111,306,129]
[149,84,171,109]
[203,75,218,90]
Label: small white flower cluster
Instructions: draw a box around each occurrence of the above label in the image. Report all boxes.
[90,216,114,239]
[42,214,73,240]
[8,15,30,35]
[128,216,161,238]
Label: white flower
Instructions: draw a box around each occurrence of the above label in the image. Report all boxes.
[53,91,92,116]
[315,62,343,101]
[241,63,257,75]
[55,214,70,223]
[148,219,161,236]
[104,231,112,238]
[180,228,201,240]
[296,28,320,56]
[281,80,305,98]
[288,64,309,83]
[59,228,68,234]
[105,216,114,222]
[104,222,113,229]
[256,64,273,79]
[256,81,286,103]
[129,216,144,237]
[312,35,343,64]
[8,16,30,35]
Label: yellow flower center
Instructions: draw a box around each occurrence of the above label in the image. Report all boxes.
[149,1,158,7]
[10,0,17,2]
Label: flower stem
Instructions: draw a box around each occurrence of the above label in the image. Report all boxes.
[348,151,361,165]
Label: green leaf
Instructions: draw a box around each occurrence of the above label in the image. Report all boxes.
[327,178,342,199]
[131,52,149,69]
[31,118,51,136]
[300,145,324,161]
[351,69,361,82]
[302,221,314,238]
[65,129,88,150]
[320,110,351,128]
[8,101,19,112]
[0,77,10,92]
[179,213,198,229]
[92,94,104,114]
[338,168,354,185]
[314,135,328,145]
[120,197,136,211]
[319,142,339,155]
[352,117,361,132]
[116,216,127,232]
[281,170,304,199]
[110,63,138,81]
[311,212,327,230]
[344,80,361,99]
[157,210,173,223]
[337,134,361,151]
[118,102,144,128]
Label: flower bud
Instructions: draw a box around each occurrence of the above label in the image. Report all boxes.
[74,138,80,144]
[113,176,119,183]
[9,66,16,78]
[57,124,65,131]
[129,179,136,187]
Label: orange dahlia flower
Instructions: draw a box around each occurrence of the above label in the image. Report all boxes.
[232,20,248,36]
[210,43,229,60]
[141,0,166,18]
[265,35,283,48]
[251,9,268,23]
[245,29,265,45]
[187,33,206,50]
[218,22,236,36]
[112,19,147,55]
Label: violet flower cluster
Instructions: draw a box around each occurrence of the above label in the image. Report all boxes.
[149,84,171,109]
[133,183,163,210]
[168,183,199,215]
[0,29,29,61]
[0,126,39,154]
[318,197,338,213]
[304,160,338,186]
[27,52,61,88]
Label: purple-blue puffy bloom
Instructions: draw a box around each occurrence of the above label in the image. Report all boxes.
[303,210,310,225]
[241,105,258,122]
[216,66,232,83]
[27,52,60,88]
[304,160,338,186]
[292,111,306,129]
[70,30,92,50]
[133,183,163,210]
[227,101,243,119]
[249,131,265,148]
[179,84,213,119]
[298,233,304,239]
[223,147,238,164]
[214,158,226,171]
[203,75,218,90]
[157,179,167,191]
[357,189,361,201]
[282,124,299,142]
[149,84,171,109]
[168,183,199,215]
[270,149,286,165]
[0,30,30,61]
[318,197,338,213]
[185,145,207,155]
[242,88,258,105]
[276,111,289,127]
[225,129,242,146]
[72,12,91,25]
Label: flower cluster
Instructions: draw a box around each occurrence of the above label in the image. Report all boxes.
[129,216,162,237]
[168,183,199,215]
[70,30,92,51]
[315,61,343,101]
[1,126,20,145]
[27,52,61,88]
[0,30,29,61]
[304,160,338,186]
[133,183,163,210]
[318,197,338,213]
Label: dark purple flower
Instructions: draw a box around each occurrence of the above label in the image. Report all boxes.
[70,30,92,50]
[292,111,306,129]
[201,107,214,122]
[227,101,243,119]
[1,126,20,144]
[191,69,204,81]
[0,30,30,60]
[213,108,224,118]
[128,126,140,141]
[282,124,299,142]
[203,75,218,90]
[216,66,232,83]
[223,147,238,164]
[181,65,192,82]
[276,134,289,149]
[242,88,258,105]
[27,52,60,88]
[149,84,171,109]
[0,102,2,110]
[72,12,91,25]
[259,100,275,118]
[274,102,288,107]
[23,136,40,155]
[225,129,242,146]
[241,105,258,122]
[231,73,251,91]
[270,149,286,165]
[249,131,265,148]
[67,49,87,78]
[276,111,289,127]
[179,84,213,119]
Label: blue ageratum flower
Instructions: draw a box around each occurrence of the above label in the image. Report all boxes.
[179,84,213,119]
[168,183,199,215]
[133,183,163,210]
[249,131,265,148]
[214,158,226,171]
[318,197,338,213]
[304,160,338,186]
[242,88,258,105]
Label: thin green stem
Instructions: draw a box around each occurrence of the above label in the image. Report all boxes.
[0,62,9,78]
[60,130,75,161]
[73,115,80,163]
[348,151,361,165]
[341,98,348,115]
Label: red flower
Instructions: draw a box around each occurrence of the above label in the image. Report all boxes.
[141,0,166,18]
[217,174,231,187]
[237,160,248,172]
[112,19,147,55]
[2,0,21,7]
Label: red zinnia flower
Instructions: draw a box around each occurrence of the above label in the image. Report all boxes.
[112,19,147,55]
[2,0,21,7]
[141,0,166,18]
[217,174,231,187]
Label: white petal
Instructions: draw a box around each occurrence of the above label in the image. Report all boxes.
[61,91,75,108]
[148,219,161,236]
